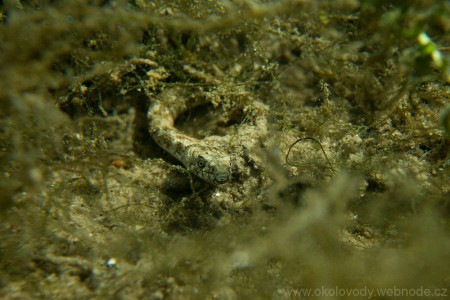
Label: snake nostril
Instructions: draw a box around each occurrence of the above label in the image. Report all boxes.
[216,173,228,184]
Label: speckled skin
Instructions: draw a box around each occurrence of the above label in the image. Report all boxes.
[148,90,232,184]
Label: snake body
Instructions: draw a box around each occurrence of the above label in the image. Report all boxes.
[148,89,232,185]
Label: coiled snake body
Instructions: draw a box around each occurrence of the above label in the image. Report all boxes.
[148,90,232,185]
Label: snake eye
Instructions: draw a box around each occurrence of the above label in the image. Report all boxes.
[197,156,207,169]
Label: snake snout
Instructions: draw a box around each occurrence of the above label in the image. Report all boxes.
[215,172,230,184]
[186,146,232,185]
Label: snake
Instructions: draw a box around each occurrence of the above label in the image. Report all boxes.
[148,89,232,185]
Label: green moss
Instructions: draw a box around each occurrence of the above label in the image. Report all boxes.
[1,0,449,298]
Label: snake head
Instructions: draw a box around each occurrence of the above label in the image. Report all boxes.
[186,145,232,185]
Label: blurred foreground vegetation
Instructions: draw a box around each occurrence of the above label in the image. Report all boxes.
[0,0,449,298]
